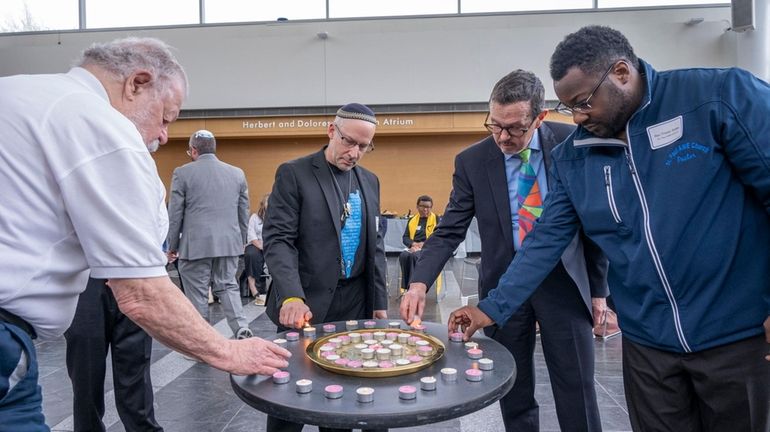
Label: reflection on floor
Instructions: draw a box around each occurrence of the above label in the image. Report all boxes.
[40,255,631,431]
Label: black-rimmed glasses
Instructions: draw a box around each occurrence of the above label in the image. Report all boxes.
[334,123,374,153]
[554,61,619,116]
[483,113,536,138]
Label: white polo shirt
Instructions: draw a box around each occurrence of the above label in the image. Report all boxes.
[0,67,168,339]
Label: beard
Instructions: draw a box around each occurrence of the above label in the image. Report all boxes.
[587,84,637,139]
[146,139,160,153]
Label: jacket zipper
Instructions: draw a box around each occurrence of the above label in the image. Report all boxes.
[603,166,622,224]
[624,116,692,352]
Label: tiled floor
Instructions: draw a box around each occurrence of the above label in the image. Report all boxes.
[39,255,631,431]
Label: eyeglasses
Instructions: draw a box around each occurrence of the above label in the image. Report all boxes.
[417,204,432,209]
[554,61,619,116]
[483,113,537,138]
[334,123,374,153]
[186,148,192,157]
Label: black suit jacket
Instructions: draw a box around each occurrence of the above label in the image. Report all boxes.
[412,121,608,316]
[263,148,388,324]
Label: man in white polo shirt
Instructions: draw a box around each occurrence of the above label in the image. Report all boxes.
[0,37,290,430]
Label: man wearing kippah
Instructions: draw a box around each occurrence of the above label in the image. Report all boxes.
[263,103,387,432]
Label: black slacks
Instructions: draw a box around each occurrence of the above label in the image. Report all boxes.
[64,277,162,432]
[623,334,769,432]
[242,244,267,295]
[398,249,422,291]
[486,262,601,432]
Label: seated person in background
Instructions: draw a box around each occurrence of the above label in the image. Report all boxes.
[244,193,270,305]
[399,195,439,293]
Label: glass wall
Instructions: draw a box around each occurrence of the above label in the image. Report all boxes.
[0,0,730,34]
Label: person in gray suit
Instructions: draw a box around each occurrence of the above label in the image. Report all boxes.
[167,130,253,340]
[401,70,609,432]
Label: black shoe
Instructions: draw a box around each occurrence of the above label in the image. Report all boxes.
[236,327,254,339]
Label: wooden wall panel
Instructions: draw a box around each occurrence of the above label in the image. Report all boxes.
[153,133,485,215]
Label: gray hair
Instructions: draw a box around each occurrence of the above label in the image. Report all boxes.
[189,129,216,154]
[489,70,545,122]
[76,37,188,97]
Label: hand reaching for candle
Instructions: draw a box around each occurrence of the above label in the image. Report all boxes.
[447,306,494,341]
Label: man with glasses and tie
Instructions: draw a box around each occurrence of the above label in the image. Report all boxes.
[448,26,770,432]
[263,103,387,432]
[401,70,609,432]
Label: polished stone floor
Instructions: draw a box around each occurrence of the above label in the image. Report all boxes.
[39,255,631,431]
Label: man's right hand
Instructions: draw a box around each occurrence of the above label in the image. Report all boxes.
[400,282,427,324]
[280,301,313,329]
[219,338,291,376]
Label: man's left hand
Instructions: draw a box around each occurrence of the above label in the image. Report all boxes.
[591,297,608,324]
[373,310,388,319]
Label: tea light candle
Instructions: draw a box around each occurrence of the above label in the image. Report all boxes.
[464,341,478,350]
[450,332,464,342]
[398,385,417,400]
[420,376,437,391]
[303,327,316,337]
[385,332,398,341]
[328,337,342,346]
[354,343,368,352]
[349,333,362,343]
[397,333,410,344]
[339,335,351,345]
[356,387,374,403]
[415,339,429,348]
[285,332,299,341]
[388,321,401,329]
[362,360,379,368]
[411,324,426,333]
[441,367,458,381]
[363,320,376,329]
[347,360,363,369]
[320,351,332,358]
[417,345,433,357]
[390,344,403,356]
[319,345,336,354]
[273,338,287,347]
[375,348,391,360]
[378,360,394,368]
[323,324,336,333]
[478,358,494,371]
[467,348,483,359]
[334,358,349,367]
[407,355,422,363]
[407,336,419,346]
[295,379,313,393]
[395,358,411,366]
[360,332,373,340]
[465,368,483,382]
[324,384,343,399]
[345,320,359,331]
[326,354,340,362]
[373,331,386,341]
[272,371,290,384]
[380,340,394,348]
[361,348,375,359]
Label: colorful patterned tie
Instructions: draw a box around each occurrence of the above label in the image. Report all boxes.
[517,148,542,243]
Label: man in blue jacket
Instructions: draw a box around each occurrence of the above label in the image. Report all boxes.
[449,25,770,431]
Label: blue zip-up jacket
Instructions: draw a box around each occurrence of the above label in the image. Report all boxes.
[479,60,770,353]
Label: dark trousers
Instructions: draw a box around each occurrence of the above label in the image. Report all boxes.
[0,322,46,431]
[486,262,601,432]
[398,250,421,290]
[623,334,770,432]
[267,277,385,432]
[242,244,266,295]
[64,277,162,432]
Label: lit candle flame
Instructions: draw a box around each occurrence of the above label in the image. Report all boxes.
[411,317,422,327]
[472,362,479,370]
